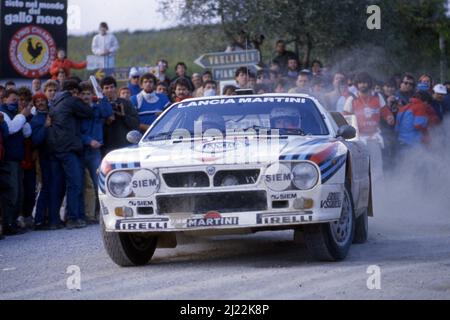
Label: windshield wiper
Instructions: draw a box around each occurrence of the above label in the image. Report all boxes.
[243,126,306,136]
[280,128,307,136]
[146,132,173,141]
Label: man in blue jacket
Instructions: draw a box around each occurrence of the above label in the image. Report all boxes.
[0,111,9,239]
[47,80,95,230]
[30,93,52,230]
[79,82,113,223]
[0,89,32,235]
[131,73,170,133]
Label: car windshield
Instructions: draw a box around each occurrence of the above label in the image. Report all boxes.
[143,96,329,141]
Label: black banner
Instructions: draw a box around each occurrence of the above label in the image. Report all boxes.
[0,0,68,79]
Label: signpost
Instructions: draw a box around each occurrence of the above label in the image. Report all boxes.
[87,55,116,70]
[212,65,260,81]
[194,50,261,81]
[92,66,160,81]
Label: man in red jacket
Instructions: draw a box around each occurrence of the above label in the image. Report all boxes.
[343,72,395,180]
[49,49,87,80]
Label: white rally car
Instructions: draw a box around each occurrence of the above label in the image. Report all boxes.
[99,94,372,266]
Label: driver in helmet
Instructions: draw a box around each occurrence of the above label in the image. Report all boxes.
[196,112,226,132]
[270,107,301,129]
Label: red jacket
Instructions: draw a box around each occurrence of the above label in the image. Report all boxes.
[344,93,394,135]
[49,58,87,79]
[424,103,440,127]
[174,96,193,103]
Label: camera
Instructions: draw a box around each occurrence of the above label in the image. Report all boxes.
[111,101,125,116]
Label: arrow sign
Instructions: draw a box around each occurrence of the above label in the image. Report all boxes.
[212,65,261,81]
[195,50,261,69]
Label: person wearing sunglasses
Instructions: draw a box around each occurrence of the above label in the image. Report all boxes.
[395,73,416,107]
[127,68,141,96]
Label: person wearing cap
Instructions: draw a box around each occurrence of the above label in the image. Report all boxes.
[128,68,141,96]
[431,84,447,122]
[91,22,120,68]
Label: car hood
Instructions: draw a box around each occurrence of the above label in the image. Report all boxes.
[104,136,348,169]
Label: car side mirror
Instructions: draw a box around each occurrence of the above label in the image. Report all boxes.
[336,125,356,140]
[126,130,143,145]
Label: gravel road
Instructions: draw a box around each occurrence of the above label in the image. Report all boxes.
[1,169,450,300]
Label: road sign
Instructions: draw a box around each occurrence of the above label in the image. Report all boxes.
[212,65,261,81]
[92,66,159,81]
[87,55,115,70]
[195,50,261,69]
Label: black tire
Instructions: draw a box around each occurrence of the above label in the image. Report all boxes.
[100,217,158,267]
[353,209,368,244]
[303,185,355,262]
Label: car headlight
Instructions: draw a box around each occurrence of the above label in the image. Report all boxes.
[292,163,319,190]
[264,163,293,191]
[108,172,133,198]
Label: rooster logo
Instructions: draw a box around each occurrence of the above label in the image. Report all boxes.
[9,25,55,78]
[26,38,44,64]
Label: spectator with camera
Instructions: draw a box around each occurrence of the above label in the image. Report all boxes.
[101,76,140,155]
[79,82,113,223]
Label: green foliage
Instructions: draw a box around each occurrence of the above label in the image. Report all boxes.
[68,25,230,79]
[69,0,450,81]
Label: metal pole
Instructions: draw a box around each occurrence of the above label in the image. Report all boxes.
[439,32,447,83]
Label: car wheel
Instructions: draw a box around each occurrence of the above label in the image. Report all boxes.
[101,217,158,267]
[303,184,355,261]
[353,209,368,244]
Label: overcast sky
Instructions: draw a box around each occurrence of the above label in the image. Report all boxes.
[68,0,178,35]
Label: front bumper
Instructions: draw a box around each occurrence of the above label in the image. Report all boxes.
[99,184,345,233]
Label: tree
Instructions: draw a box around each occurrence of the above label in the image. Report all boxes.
[161,0,450,79]
[161,0,367,66]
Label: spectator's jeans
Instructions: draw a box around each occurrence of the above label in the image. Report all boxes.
[83,149,101,191]
[49,152,84,224]
[21,168,36,219]
[0,161,22,226]
[82,149,101,220]
[35,153,51,225]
